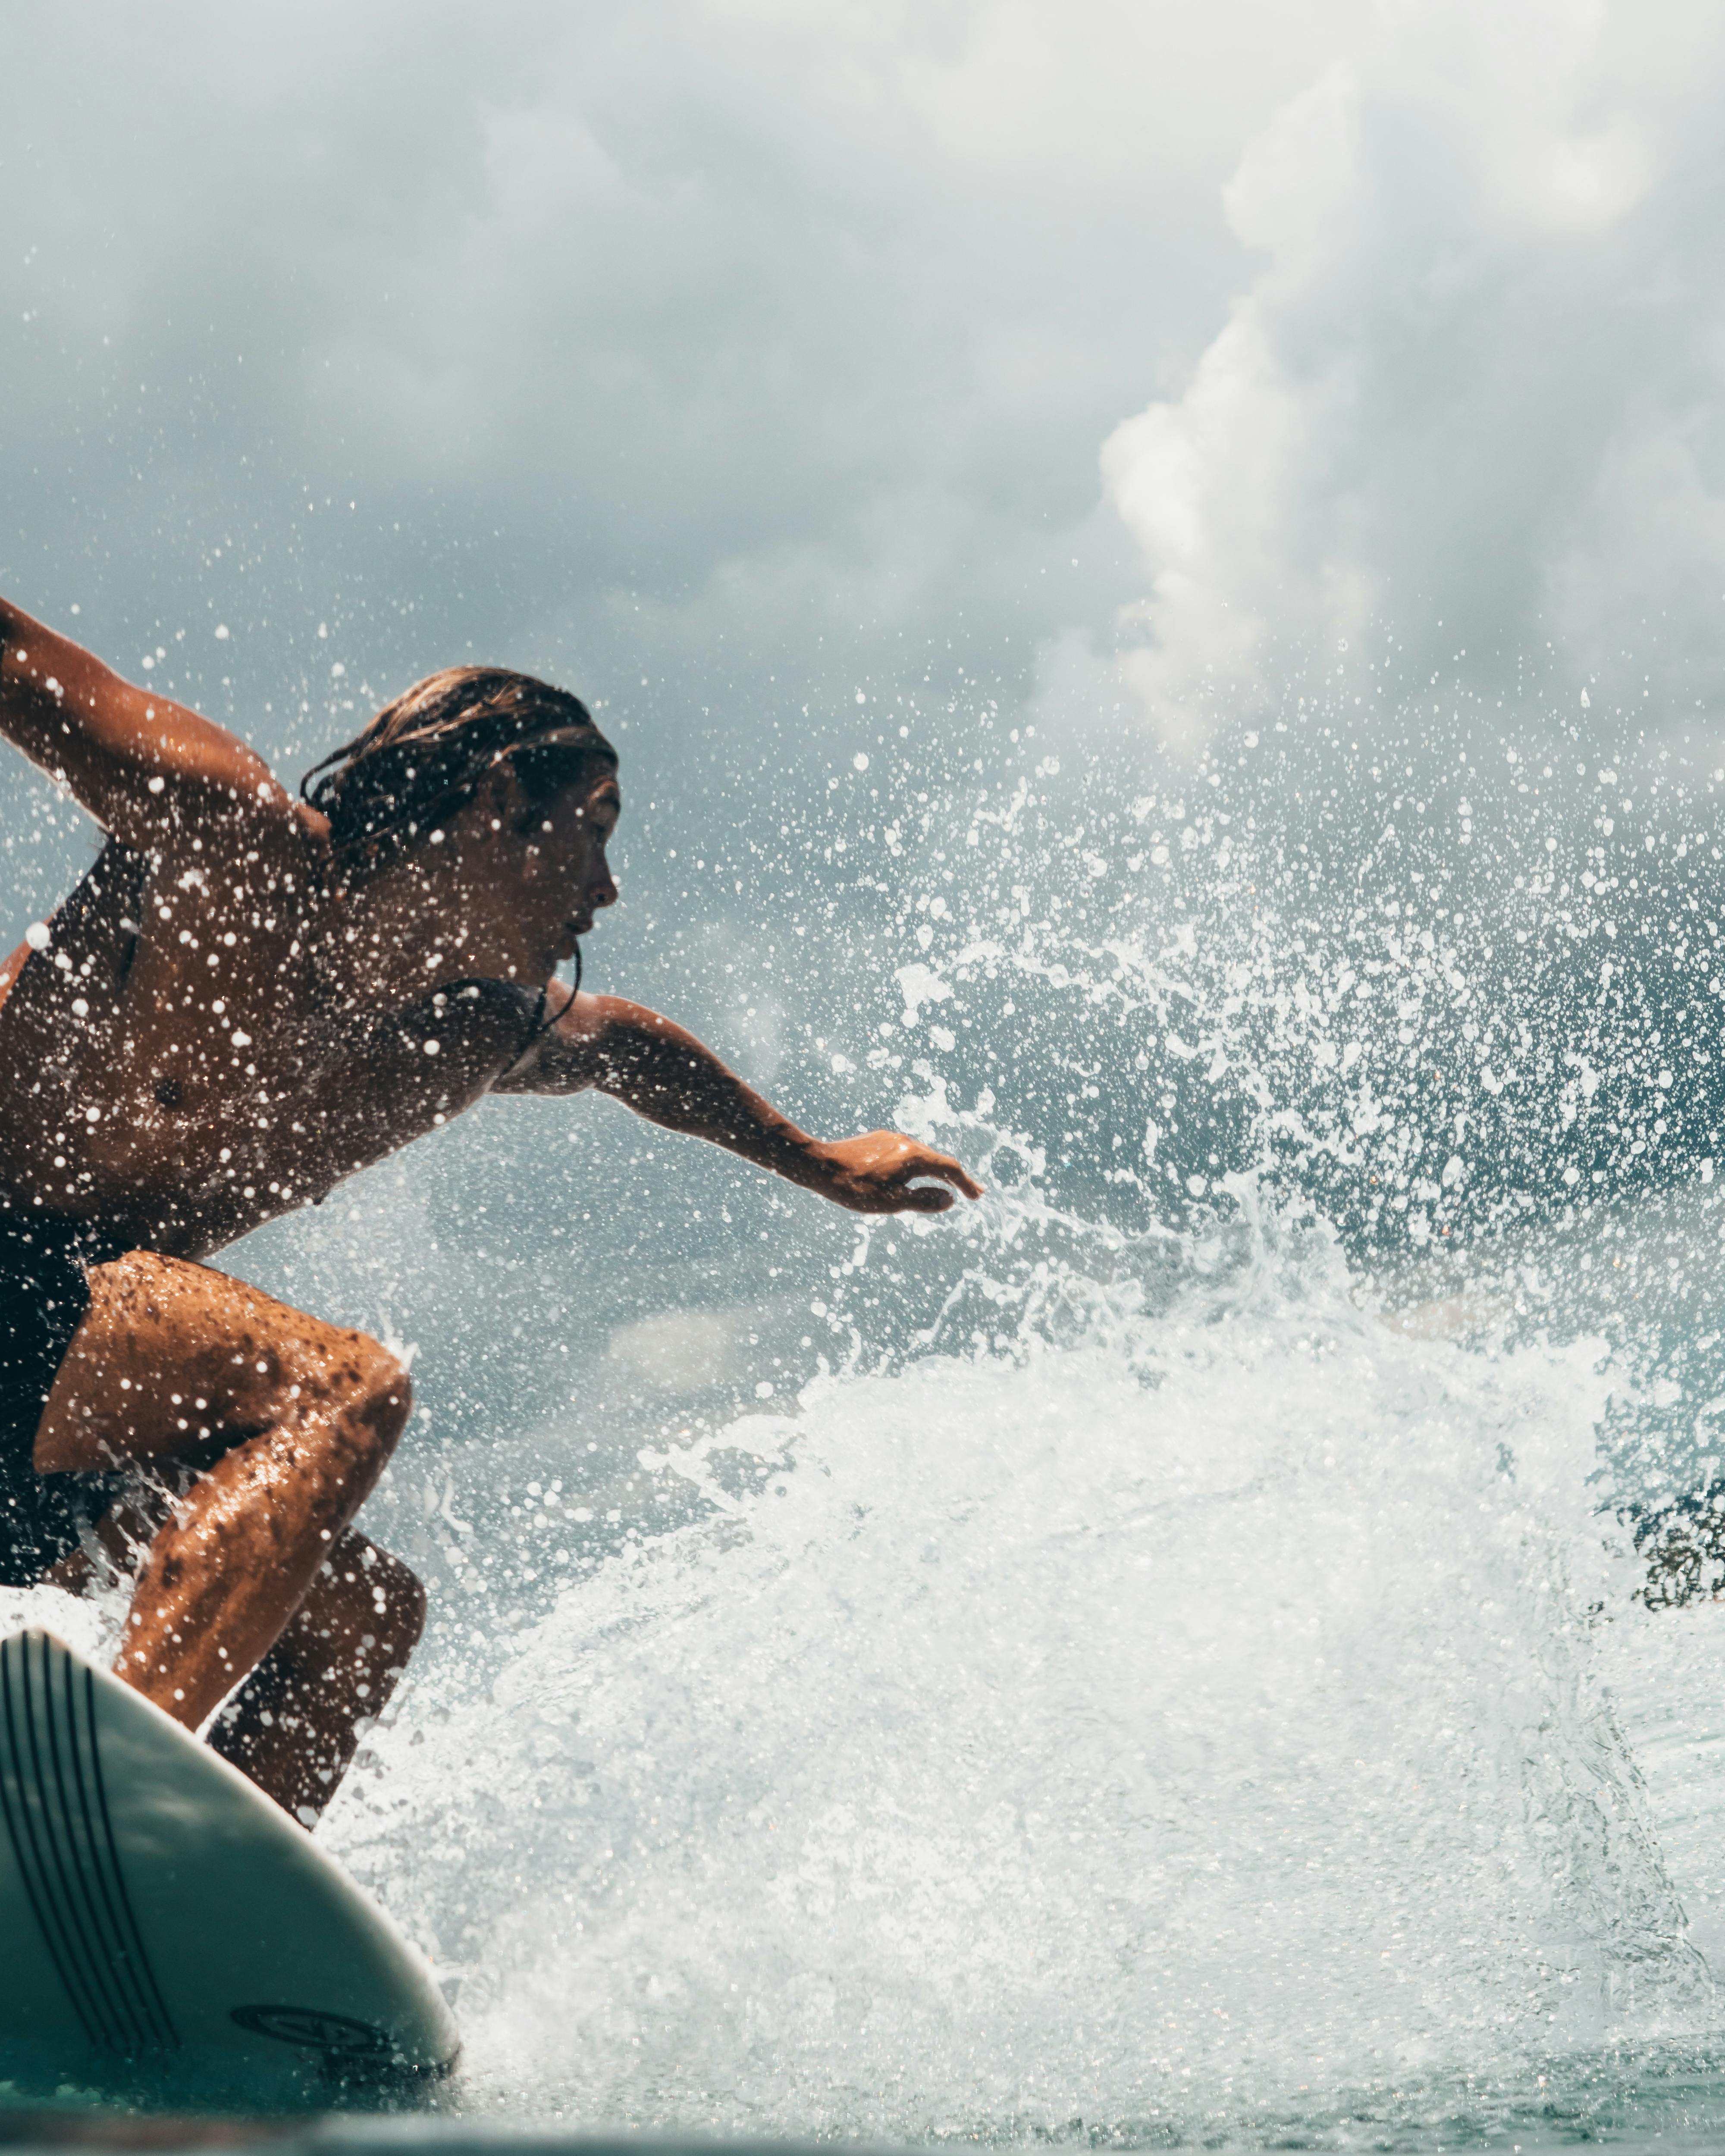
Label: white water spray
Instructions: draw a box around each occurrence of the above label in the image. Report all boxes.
[315,1169,1707,2140]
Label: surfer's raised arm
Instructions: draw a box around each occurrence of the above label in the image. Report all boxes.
[497,989,984,1215]
[0,593,281,847]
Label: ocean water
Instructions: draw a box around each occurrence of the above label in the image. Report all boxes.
[8,711,1725,2146]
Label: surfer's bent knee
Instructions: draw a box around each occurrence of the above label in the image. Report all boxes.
[33,1254,413,1479]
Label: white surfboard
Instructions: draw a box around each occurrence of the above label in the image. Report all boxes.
[0,1627,459,2097]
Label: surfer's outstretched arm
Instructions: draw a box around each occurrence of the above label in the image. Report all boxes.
[496,989,983,1214]
[0,592,280,845]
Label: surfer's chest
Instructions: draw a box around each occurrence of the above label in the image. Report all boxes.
[11,945,529,1231]
[0,824,543,1222]
[117,980,524,1200]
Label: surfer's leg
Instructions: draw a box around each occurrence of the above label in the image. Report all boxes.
[208,1530,425,1822]
[32,1249,413,1733]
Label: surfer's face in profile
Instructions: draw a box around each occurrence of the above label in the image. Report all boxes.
[425,760,620,981]
[531,765,621,962]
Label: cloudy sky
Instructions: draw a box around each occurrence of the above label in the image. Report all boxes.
[5,0,1725,905]
[14,0,1715,783]
[6,4,1248,746]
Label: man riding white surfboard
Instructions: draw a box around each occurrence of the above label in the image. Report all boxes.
[0,598,981,1822]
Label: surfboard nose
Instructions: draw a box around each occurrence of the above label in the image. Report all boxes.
[0,1626,459,2096]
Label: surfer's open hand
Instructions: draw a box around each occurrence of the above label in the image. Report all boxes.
[809,1130,984,1214]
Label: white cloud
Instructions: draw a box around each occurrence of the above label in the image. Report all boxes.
[1100,0,1725,752]
[0,0,1373,759]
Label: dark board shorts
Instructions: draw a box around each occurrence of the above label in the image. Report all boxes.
[0,1208,128,1586]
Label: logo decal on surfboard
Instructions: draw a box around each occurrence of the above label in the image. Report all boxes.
[229,2003,395,2057]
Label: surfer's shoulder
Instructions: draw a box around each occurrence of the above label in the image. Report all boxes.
[491,984,621,1094]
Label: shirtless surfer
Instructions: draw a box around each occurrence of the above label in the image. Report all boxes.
[0,597,981,1824]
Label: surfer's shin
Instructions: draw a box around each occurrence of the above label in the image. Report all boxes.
[209,1532,425,1822]
[113,1351,413,1731]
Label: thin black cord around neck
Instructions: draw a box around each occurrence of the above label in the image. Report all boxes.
[528,937,580,1042]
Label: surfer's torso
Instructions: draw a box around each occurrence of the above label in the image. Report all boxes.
[0,807,546,1260]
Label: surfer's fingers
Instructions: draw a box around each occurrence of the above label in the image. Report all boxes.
[934,1155,985,1199]
[898,1181,957,1213]
[894,1152,983,1200]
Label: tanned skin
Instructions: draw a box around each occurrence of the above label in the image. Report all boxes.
[0,595,981,1822]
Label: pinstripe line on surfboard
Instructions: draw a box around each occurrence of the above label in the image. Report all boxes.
[77,1660,176,2044]
[0,1633,110,2046]
[36,1635,158,2049]
[16,1633,137,2045]
[0,1633,176,2050]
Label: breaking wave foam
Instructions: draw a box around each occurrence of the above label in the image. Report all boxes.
[320,1188,1712,2140]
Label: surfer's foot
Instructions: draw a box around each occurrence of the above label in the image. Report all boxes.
[208,1528,425,1823]
[32,1249,414,1735]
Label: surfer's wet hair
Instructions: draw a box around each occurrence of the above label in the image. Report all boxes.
[301,666,617,879]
